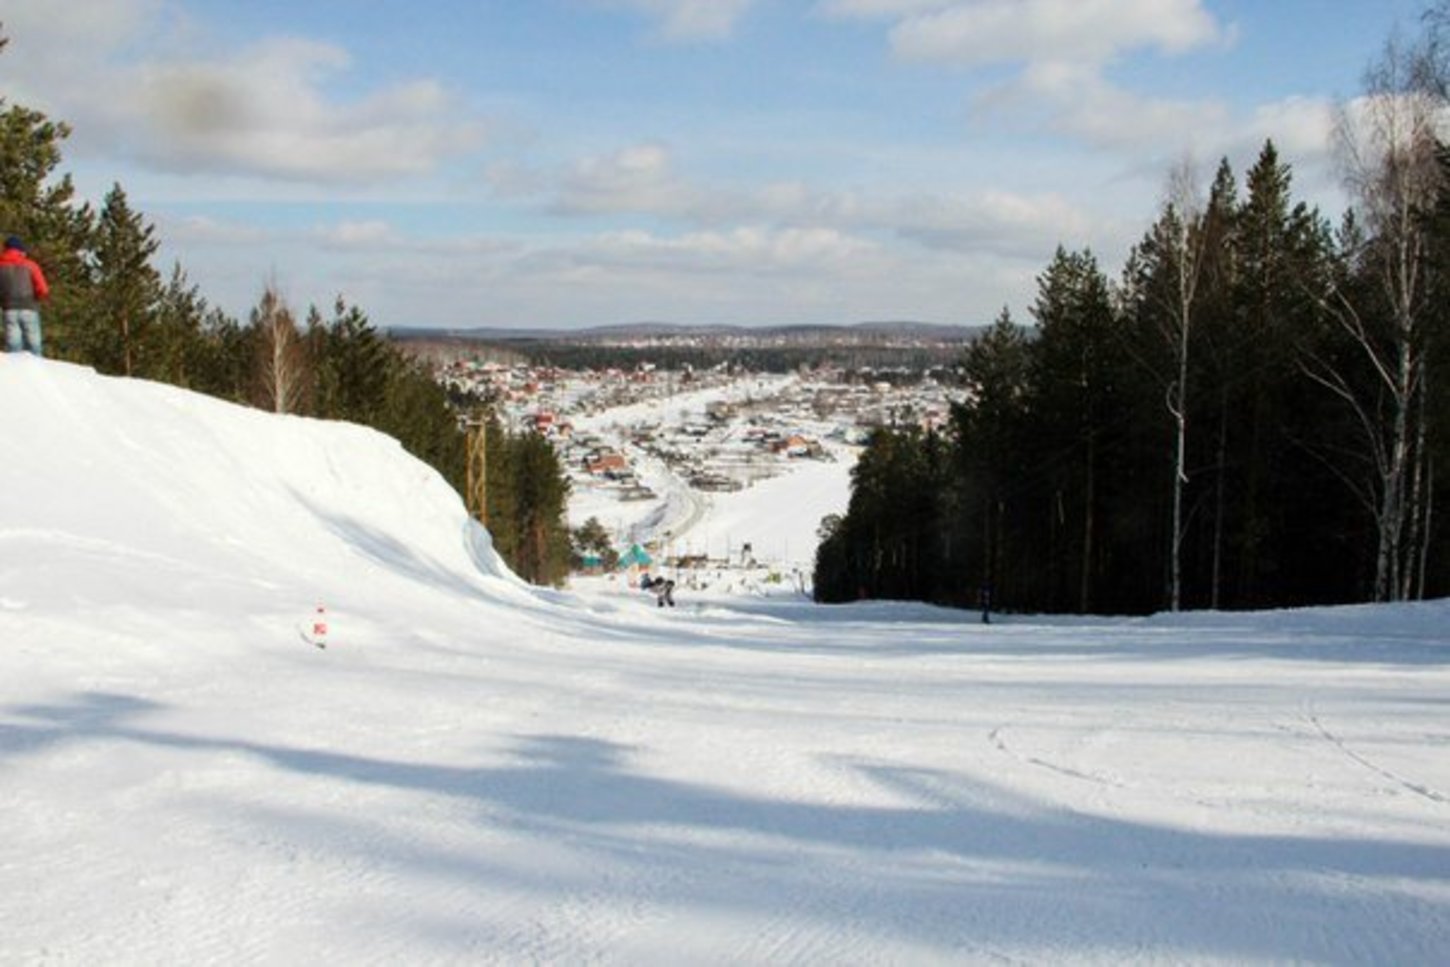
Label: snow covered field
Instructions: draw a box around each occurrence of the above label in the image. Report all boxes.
[2,357,1448,964]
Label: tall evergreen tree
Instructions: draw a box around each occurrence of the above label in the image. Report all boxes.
[507,432,573,587]
[373,355,468,494]
[949,307,1031,606]
[1221,142,1333,604]
[1028,247,1125,612]
[813,425,950,603]
[311,296,395,424]
[153,264,247,397]
[88,183,163,377]
[1194,159,1243,608]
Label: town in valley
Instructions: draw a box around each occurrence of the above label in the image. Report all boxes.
[399,322,980,595]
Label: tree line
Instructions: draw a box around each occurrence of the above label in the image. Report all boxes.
[817,19,1450,614]
[0,29,571,587]
[428,339,967,377]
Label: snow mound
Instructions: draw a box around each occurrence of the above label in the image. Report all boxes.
[0,356,522,631]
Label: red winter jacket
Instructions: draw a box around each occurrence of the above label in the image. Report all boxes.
[0,247,51,311]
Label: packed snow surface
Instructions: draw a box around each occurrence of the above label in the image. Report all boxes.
[2,356,1448,964]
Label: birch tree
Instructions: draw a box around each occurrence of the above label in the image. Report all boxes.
[251,286,310,415]
[1315,33,1445,601]
[1156,161,1209,612]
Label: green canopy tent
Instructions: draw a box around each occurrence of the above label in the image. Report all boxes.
[617,543,653,570]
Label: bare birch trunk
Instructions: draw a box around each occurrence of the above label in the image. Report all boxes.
[1328,34,1442,602]
[253,286,309,416]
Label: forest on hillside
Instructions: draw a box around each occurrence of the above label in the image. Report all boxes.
[0,28,573,587]
[9,10,1450,612]
[816,11,1450,613]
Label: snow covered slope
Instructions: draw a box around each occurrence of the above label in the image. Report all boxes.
[2,357,1448,964]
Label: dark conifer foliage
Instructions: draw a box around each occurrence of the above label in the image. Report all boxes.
[88,184,162,378]
[816,136,1450,613]
[813,425,951,603]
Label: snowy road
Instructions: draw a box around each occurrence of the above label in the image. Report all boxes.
[566,374,853,570]
[3,358,1448,964]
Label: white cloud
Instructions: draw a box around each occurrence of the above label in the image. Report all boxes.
[158,214,272,247]
[1245,96,1337,161]
[0,0,166,58]
[816,0,957,18]
[889,189,1098,256]
[0,1,486,185]
[493,220,1040,327]
[315,220,397,250]
[129,38,486,183]
[839,0,1227,68]
[488,138,1109,268]
[820,0,1252,162]
[600,0,760,42]
[586,225,879,275]
[981,61,1232,152]
[151,197,1055,329]
[553,143,703,215]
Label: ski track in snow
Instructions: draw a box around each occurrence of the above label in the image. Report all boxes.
[1305,701,1449,806]
[988,725,1127,790]
[3,358,1450,964]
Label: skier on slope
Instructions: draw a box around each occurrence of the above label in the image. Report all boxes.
[639,572,676,608]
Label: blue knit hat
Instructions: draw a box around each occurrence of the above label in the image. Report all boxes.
[3,236,23,251]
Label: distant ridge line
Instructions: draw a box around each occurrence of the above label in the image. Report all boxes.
[390,320,986,344]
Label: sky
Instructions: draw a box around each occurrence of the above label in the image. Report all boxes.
[0,0,1432,331]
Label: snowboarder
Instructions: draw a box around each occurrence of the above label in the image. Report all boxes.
[640,572,676,608]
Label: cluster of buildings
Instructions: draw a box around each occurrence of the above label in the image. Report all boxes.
[435,355,955,435]
[434,357,736,433]
[426,350,963,574]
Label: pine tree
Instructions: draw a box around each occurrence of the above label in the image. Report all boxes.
[88,184,163,377]
[373,356,468,495]
[508,432,572,586]
[572,517,620,571]
[153,264,245,396]
[949,307,1031,605]
[1028,247,1124,612]
[1195,158,1243,609]
[312,297,395,425]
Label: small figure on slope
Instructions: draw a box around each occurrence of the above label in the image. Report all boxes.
[1,236,50,357]
[640,572,676,608]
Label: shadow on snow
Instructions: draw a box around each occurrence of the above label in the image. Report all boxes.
[3,691,1447,962]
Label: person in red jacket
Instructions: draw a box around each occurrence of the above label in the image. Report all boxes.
[1,235,51,356]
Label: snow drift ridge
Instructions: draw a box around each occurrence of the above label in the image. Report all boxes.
[0,356,519,628]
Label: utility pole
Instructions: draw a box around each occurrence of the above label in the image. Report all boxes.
[466,417,488,527]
